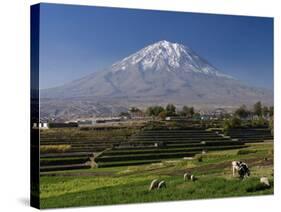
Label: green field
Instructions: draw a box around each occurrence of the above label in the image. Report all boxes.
[40,141,273,208]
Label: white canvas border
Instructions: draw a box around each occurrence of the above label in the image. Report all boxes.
[0,0,279,211]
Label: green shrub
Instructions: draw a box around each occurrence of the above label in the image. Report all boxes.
[40,145,71,153]
[158,111,167,120]
[269,118,274,135]
[223,117,242,135]
[237,149,257,155]
[143,121,167,130]
[251,117,268,128]
[146,106,165,117]
[246,180,273,192]
[195,154,203,162]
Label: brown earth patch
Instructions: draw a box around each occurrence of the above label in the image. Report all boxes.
[163,157,273,176]
[40,157,273,178]
[40,171,115,177]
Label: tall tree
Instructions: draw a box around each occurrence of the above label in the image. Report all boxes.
[158,110,167,120]
[253,101,262,117]
[146,106,165,117]
[269,106,274,117]
[166,104,176,116]
[235,105,249,119]
[129,107,141,113]
[181,106,194,117]
[262,106,269,117]
[182,106,189,116]
[188,107,194,117]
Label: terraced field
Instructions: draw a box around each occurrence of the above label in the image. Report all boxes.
[227,128,273,142]
[40,141,274,208]
[40,127,138,172]
[95,128,248,167]
[40,124,273,172]
[39,123,274,208]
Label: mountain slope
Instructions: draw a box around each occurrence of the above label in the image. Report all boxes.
[40,40,273,119]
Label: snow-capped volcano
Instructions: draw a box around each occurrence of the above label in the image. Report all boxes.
[41,40,272,120]
[112,40,232,79]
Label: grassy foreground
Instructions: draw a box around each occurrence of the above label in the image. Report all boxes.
[40,142,273,208]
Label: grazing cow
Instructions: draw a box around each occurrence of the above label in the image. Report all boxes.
[149,179,159,191]
[232,161,250,179]
[158,180,166,189]
[238,162,250,179]
[184,173,191,181]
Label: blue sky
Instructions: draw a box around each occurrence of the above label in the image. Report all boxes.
[39,3,273,89]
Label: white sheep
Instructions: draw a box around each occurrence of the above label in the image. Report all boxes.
[149,179,159,191]
[260,177,270,187]
[190,175,197,181]
[157,180,166,189]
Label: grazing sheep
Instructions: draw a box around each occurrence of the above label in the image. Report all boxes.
[260,177,270,187]
[149,179,159,191]
[184,173,191,181]
[202,150,207,155]
[157,180,166,189]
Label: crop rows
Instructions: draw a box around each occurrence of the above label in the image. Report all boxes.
[227,128,273,142]
[39,128,137,172]
[40,126,272,171]
[95,128,249,167]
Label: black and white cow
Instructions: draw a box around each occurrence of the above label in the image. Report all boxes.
[238,162,250,179]
[232,161,250,179]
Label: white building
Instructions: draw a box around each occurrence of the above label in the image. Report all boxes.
[33,122,49,129]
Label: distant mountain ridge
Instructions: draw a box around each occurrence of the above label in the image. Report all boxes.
[40,40,273,120]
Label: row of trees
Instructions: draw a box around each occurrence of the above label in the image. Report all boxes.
[234,101,273,119]
[224,102,274,134]
[126,101,273,122]
[146,104,195,119]
[223,115,273,135]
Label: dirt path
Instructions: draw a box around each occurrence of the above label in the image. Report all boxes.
[163,157,273,176]
[41,156,273,178]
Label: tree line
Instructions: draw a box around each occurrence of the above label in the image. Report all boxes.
[146,104,195,119]
[123,101,274,122]
[234,101,273,119]
[224,101,274,133]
